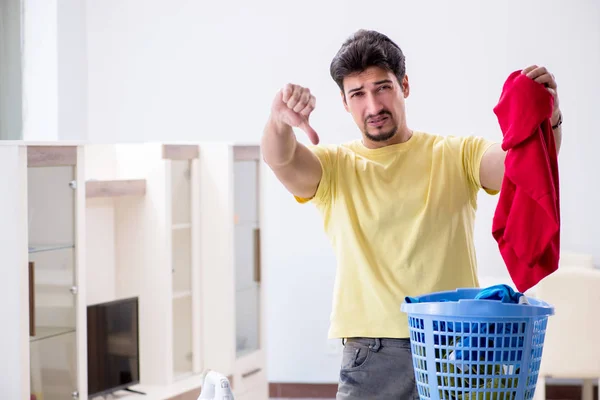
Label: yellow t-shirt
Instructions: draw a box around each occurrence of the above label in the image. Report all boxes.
[295,131,498,339]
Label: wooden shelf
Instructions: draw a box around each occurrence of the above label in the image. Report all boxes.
[85,179,147,198]
[233,145,260,161]
[29,244,74,254]
[173,291,192,300]
[162,145,199,160]
[30,326,76,343]
[172,223,191,231]
[27,146,77,167]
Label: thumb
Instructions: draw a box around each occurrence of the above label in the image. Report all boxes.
[299,118,320,145]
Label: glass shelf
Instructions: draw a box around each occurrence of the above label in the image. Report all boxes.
[173,290,192,300]
[28,244,74,254]
[30,326,76,342]
[172,223,191,231]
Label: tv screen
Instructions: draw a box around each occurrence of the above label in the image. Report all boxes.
[87,296,140,397]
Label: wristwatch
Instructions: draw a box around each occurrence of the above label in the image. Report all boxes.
[552,112,563,130]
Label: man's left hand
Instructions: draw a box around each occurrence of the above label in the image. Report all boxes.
[522,65,560,125]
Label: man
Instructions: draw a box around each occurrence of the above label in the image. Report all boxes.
[261,29,562,399]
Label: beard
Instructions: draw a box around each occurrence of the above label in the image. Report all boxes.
[363,110,398,142]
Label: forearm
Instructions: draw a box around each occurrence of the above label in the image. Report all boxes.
[261,117,298,168]
[260,117,323,199]
[262,84,323,198]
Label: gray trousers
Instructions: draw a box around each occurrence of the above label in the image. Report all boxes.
[336,338,420,400]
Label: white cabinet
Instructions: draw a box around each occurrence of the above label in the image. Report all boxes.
[0,143,88,400]
[233,157,261,363]
[28,145,87,400]
[199,143,267,399]
[2,142,266,400]
[169,155,196,380]
[84,143,203,388]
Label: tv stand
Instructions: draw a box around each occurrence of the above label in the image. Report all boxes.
[124,388,146,395]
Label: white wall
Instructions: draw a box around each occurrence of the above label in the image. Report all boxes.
[85,0,600,383]
[21,0,88,141]
[22,0,59,141]
[57,0,89,141]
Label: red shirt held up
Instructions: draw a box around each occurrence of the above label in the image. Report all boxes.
[492,70,561,293]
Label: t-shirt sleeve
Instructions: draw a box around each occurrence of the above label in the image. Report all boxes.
[293,144,338,205]
[460,135,500,196]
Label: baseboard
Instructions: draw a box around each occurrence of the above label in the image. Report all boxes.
[268,382,598,399]
[269,383,337,398]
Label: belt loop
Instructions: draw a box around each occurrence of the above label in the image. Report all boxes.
[369,338,382,352]
[342,338,346,346]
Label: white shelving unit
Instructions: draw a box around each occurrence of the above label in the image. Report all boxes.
[168,148,197,381]
[29,144,88,400]
[0,143,88,400]
[84,143,203,393]
[198,143,268,400]
[1,141,266,400]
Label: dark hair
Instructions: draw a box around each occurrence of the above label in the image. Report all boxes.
[330,29,406,93]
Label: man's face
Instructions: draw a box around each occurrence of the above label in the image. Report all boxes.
[342,66,409,144]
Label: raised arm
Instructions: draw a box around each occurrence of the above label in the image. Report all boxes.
[261,84,323,199]
[523,65,563,154]
[480,65,563,192]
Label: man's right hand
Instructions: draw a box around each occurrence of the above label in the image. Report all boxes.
[262,83,324,200]
[270,83,319,145]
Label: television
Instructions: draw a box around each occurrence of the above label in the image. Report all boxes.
[87,296,141,397]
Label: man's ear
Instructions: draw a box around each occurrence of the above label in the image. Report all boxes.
[402,75,410,98]
[341,90,349,112]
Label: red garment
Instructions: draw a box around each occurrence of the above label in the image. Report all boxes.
[492,70,560,293]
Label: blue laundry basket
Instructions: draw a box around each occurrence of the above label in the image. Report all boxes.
[401,288,554,400]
